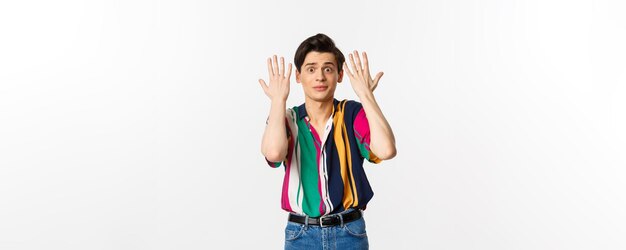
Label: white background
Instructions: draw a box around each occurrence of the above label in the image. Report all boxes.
[1,0,625,249]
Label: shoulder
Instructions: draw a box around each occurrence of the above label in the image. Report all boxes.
[336,99,364,123]
[338,99,363,113]
[285,107,296,119]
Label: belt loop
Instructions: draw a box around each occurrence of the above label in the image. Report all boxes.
[339,213,344,227]
[304,215,309,229]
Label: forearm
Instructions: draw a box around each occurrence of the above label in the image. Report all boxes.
[358,92,397,159]
[261,99,289,162]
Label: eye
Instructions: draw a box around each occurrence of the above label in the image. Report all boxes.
[307,68,314,73]
[324,67,333,73]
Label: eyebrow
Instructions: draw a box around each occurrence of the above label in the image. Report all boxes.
[304,62,336,67]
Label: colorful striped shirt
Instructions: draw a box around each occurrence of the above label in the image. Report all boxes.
[265,98,382,217]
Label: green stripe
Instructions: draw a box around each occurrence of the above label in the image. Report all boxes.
[354,130,371,160]
[296,118,321,217]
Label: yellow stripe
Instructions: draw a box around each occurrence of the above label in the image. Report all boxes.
[333,101,349,208]
[342,116,358,207]
[369,151,382,163]
[333,100,359,209]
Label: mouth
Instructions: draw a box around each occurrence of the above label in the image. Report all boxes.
[313,86,328,92]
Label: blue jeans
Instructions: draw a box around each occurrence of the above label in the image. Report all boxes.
[284,209,369,250]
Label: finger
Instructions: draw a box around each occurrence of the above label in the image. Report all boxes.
[343,62,354,79]
[267,57,273,77]
[353,50,363,72]
[362,51,371,77]
[279,57,285,76]
[373,72,384,86]
[259,79,269,94]
[286,63,293,78]
[272,55,279,75]
[349,53,359,75]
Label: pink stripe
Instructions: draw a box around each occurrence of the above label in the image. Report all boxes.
[354,108,372,150]
[281,117,293,212]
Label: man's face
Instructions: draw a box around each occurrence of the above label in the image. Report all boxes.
[296,51,343,102]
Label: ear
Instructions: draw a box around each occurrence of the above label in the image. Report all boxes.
[295,69,301,83]
[337,69,344,83]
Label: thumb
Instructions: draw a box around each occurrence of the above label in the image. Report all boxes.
[259,79,269,95]
[372,72,384,91]
[373,72,384,84]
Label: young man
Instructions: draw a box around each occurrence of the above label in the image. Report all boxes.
[258,33,396,250]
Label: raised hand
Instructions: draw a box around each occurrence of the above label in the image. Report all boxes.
[343,50,384,97]
[259,55,292,101]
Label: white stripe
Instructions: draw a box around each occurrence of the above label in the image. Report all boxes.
[285,109,303,214]
[318,116,335,215]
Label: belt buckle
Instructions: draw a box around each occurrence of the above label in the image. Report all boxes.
[319,215,330,227]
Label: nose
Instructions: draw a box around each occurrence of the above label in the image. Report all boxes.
[315,70,326,82]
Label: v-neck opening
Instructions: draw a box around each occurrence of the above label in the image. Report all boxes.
[302,100,337,152]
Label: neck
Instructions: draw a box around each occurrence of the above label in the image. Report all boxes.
[304,97,334,124]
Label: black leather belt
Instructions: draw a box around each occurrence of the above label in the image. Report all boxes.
[288,209,362,227]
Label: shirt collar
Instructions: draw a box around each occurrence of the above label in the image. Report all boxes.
[297,98,340,120]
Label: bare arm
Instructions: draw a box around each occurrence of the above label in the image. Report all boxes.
[357,91,396,160]
[259,55,292,162]
[262,99,288,162]
[344,50,397,160]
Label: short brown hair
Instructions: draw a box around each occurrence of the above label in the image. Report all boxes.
[294,33,345,73]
